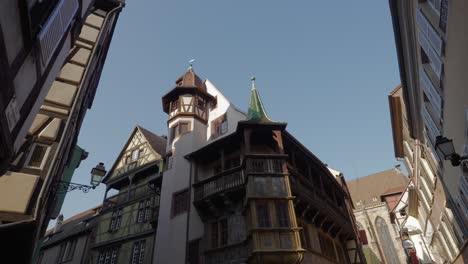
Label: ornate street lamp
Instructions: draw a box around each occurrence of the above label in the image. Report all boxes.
[58,162,107,193]
[435,136,468,167]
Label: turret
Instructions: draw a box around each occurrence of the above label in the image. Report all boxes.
[161,67,216,124]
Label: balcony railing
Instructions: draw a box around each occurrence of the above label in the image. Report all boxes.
[204,242,248,264]
[246,157,283,174]
[194,167,245,201]
[289,173,351,229]
[38,0,78,67]
[103,184,156,210]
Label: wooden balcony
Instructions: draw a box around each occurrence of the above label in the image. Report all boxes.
[246,156,284,174]
[103,184,156,211]
[289,172,353,236]
[204,242,248,264]
[194,167,245,202]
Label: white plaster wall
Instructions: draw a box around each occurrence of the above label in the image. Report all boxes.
[155,79,247,263]
[205,79,246,143]
[354,205,407,264]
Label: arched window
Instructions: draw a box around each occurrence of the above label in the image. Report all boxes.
[375,216,399,264]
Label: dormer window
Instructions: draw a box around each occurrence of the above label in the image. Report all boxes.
[211,114,228,139]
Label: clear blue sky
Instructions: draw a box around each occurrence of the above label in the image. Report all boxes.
[53,0,401,225]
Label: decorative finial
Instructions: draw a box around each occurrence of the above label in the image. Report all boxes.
[188,59,195,69]
[251,76,256,90]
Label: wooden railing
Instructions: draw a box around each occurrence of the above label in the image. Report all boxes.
[103,184,156,210]
[204,242,248,264]
[290,174,351,231]
[246,157,283,174]
[194,167,245,201]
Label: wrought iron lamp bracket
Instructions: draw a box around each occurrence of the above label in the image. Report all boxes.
[57,181,96,194]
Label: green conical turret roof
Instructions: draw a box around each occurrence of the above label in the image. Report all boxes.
[247,77,273,122]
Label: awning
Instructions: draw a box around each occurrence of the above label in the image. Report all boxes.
[0,171,39,220]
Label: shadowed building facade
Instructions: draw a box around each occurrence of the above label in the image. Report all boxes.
[0,1,125,262]
[92,126,166,264]
[388,0,468,262]
[153,69,364,264]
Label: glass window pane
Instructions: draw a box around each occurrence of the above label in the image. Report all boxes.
[28,144,48,168]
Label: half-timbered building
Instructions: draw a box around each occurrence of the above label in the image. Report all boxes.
[0,1,125,262]
[92,126,166,264]
[153,68,365,264]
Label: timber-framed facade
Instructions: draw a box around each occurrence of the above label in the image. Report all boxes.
[153,68,364,264]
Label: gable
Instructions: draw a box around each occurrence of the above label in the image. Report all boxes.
[106,128,162,182]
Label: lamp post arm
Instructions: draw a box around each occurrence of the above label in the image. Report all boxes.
[57,181,96,194]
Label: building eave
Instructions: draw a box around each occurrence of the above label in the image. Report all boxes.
[388,0,422,140]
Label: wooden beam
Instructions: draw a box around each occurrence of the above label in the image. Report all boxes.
[319,216,328,229]
[301,205,310,218]
[311,211,320,224]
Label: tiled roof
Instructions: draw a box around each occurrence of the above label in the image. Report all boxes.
[347,168,408,209]
[43,205,101,247]
[138,126,167,155]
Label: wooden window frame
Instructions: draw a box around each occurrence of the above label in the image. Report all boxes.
[170,122,191,142]
[211,114,228,139]
[256,202,271,228]
[109,209,122,232]
[130,240,146,264]
[25,143,50,169]
[220,219,228,246]
[144,199,152,222]
[358,229,368,245]
[171,188,189,218]
[275,201,290,227]
[136,200,145,223]
[210,219,228,249]
[211,222,218,248]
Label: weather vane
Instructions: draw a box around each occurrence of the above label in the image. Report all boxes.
[251,76,256,89]
[188,59,195,69]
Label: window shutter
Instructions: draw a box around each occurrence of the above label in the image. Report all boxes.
[358,230,368,245]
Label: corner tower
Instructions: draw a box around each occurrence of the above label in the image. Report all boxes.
[162,66,216,125]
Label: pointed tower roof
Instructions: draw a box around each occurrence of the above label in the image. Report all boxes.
[247,77,273,122]
[174,66,206,90]
[162,67,215,113]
